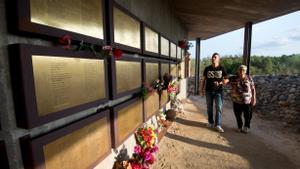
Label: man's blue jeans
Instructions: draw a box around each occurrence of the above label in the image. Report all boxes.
[205,91,223,126]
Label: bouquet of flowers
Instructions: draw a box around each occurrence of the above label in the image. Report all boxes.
[140,79,166,98]
[167,80,182,113]
[156,111,168,131]
[167,80,177,100]
[129,125,158,169]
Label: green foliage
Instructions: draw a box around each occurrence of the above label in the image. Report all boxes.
[190,54,300,75]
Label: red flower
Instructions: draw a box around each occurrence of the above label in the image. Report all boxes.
[131,162,142,169]
[58,35,72,49]
[114,48,123,59]
[178,40,188,49]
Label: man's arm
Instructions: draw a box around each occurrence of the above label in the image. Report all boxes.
[222,67,229,85]
[200,76,206,96]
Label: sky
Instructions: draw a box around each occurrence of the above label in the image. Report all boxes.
[188,11,300,58]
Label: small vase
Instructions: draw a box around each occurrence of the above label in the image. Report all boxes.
[166,109,177,121]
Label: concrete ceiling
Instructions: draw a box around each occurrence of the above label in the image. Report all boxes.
[172,0,300,40]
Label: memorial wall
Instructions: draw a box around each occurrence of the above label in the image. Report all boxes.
[0,0,187,168]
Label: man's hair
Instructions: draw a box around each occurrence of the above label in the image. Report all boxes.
[212,52,220,57]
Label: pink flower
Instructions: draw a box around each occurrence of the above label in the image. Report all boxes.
[143,150,152,161]
[134,145,142,154]
[152,145,159,153]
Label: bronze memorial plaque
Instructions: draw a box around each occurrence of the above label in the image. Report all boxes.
[161,90,168,106]
[116,60,141,94]
[113,7,140,49]
[145,63,159,84]
[180,61,185,78]
[145,62,159,119]
[171,64,177,77]
[145,93,159,119]
[170,43,177,59]
[161,63,169,77]
[160,36,169,56]
[30,0,104,39]
[43,116,110,169]
[145,27,159,53]
[177,46,181,60]
[117,99,143,144]
[32,55,106,117]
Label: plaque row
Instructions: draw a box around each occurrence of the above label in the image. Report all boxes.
[10,0,184,61]
[10,44,176,129]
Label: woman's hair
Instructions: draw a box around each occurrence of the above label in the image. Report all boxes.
[239,65,247,71]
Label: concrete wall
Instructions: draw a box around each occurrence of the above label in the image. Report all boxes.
[115,0,187,42]
[0,0,188,168]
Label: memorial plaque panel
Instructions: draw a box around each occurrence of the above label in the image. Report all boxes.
[32,56,106,117]
[116,61,142,94]
[170,64,177,77]
[20,110,111,169]
[170,43,177,59]
[144,93,159,120]
[30,0,104,39]
[113,7,140,49]
[160,36,169,57]
[111,98,143,148]
[9,44,109,128]
[144,26,159,54]
[145,63,159,84]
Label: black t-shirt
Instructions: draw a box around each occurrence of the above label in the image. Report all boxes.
[203,65,228,92]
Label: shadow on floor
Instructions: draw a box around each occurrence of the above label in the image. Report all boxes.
[164,96,297,169]
[176,117,207,128]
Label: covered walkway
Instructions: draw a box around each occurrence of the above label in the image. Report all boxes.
[153,96,300,169]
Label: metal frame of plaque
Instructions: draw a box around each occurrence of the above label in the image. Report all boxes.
[108,2,142,54]
[0,141,9,169]
[9,0,106,44]
[9,44,109,129]
[110,97,144,148]
[160,60,170,108]
[142,58,160,121]
[108,53,143,99]
[20,110,111,169]
[142,23,160,57]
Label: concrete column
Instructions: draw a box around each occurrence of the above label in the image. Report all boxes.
[194,38,201,95]
[243,22,253,75]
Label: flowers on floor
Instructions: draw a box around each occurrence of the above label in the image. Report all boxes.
[131,124,158,169]
[156,111,168,131]
[113,124,159,169]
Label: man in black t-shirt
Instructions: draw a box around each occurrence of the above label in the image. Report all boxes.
[200,53,228,133]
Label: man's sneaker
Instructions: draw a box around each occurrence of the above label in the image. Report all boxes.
[207,123,214,128]
[216,126,224,133]
[242,127,249,133]
[237,128,243,133]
